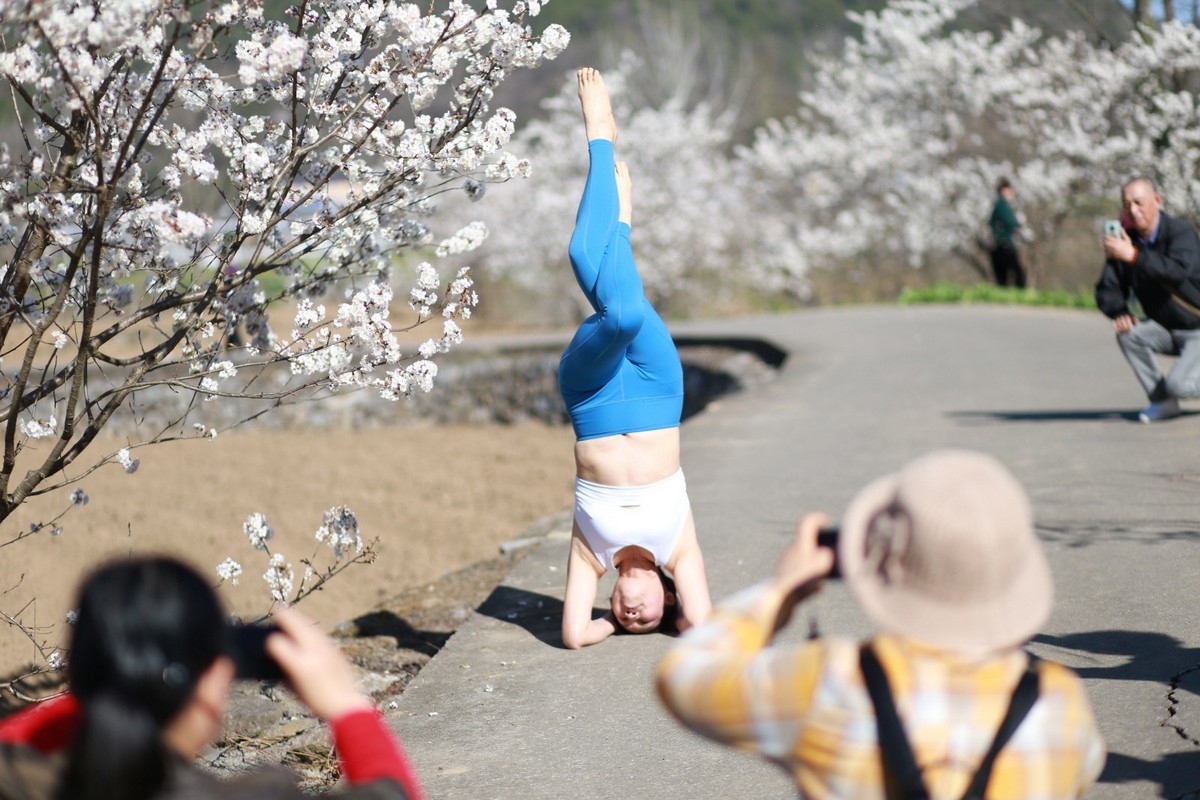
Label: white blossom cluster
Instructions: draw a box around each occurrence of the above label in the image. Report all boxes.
[315,505,363,559]
[243,511,274,551]
[115,447,140,474]
[217,504,377,607]
[216,557,244,585]
[18,416,57,440]
[278,262,476,399]
[263,552,294,602]
[436,221,490,258]
[0,0,568,514]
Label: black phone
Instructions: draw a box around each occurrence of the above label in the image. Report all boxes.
[816,526,841,579]
[227,623,285,681]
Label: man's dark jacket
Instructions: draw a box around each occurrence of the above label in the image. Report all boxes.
[1095,211,1200,330]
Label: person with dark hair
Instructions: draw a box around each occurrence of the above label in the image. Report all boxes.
[0,556,424,800]
[1096,175,1200,422]
[988,178,1027,288]
[559,68,711,649]
[656,450,1105,798]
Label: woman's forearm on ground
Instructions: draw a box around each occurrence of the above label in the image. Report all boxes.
[673,551,713,628]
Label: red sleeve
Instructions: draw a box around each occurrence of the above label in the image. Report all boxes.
[329,708,425,800]
[0,694,81,753]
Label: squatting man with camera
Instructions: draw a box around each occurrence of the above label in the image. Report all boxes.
[1097,175,1200,423]
[656,449,1105,799]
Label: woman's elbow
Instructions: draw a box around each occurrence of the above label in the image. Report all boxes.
[561,626,586,650]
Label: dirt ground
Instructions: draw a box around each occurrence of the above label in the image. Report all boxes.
[0,422,577,676]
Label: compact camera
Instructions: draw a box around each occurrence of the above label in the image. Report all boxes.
[816,527,842,580]
[227,623,285,681]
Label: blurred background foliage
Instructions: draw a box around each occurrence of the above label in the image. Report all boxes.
[0,0,1184,315]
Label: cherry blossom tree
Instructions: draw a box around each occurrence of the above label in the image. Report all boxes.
[740,0,1200,287]
[0,0,568,529]
[0,0,569,683]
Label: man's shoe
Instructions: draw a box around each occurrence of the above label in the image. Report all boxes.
[1138,398,1181,423]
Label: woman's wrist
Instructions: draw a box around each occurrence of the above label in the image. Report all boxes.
[318,693,375,722]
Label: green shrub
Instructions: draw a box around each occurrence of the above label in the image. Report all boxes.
[897,282,1097,309]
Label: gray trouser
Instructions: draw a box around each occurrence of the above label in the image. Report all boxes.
[1117,319,1200,401]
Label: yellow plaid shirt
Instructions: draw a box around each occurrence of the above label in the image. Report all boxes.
[656,582,1105,799]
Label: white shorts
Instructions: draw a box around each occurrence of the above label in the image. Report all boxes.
[574,469,690,571]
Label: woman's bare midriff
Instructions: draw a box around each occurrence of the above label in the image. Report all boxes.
[574,427,681,486]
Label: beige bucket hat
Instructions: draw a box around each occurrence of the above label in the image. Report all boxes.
[840,449,1053,654]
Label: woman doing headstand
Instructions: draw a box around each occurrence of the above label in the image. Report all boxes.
[559,68,712,649]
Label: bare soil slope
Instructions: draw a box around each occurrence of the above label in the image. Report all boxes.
[1,422,576,674]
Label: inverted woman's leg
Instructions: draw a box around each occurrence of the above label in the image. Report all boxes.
[560,73,646,395]
[568,138,619,307]
[567,68,619,308]
[560,221,646,395]
[625,301,680,389]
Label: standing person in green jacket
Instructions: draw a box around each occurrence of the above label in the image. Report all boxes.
[989,178,1027,288]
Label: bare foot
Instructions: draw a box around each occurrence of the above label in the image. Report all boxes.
[577,67,617,143]
[615,160,632,226]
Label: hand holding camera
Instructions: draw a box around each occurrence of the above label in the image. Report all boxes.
[228,623,285,681]
[1103,219,1137,263]
[774,514,838,594]
[265,607,374,721]
[229,608,372,720]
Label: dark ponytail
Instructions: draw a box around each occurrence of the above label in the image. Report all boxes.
[57,557,226,800]
[656,567,681,634]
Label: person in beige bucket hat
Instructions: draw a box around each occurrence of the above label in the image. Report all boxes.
[657,449,1105,799]
[839,448,1053,655]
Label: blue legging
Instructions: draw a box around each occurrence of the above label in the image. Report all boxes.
[558,140,683,441]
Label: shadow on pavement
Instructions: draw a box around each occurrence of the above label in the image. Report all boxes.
[1035,630,1200,796]
[673,336,789,369]
[348,610,454,656]
[677,336,788,423]
[477,585,567,648]
[948,409,1139,423]
[1035,524,1200,549]
[681,362,741,422]
[1100,750,1200,798]
[1034,630,1199,685]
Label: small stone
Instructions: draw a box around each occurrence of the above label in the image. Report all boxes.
[483,684,494,693]
[428,711,438,717]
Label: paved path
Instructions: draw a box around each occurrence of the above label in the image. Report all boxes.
[386,305,1200,799]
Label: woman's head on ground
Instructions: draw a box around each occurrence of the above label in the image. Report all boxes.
[611,566,679,635]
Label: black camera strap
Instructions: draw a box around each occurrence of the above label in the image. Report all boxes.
[858,644,1040,800]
